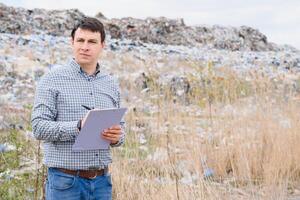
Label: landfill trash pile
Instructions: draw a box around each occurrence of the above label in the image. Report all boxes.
[1,3,298,52]
[0,32,299,111]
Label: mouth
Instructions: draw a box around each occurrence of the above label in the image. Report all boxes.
[79,53,90,57]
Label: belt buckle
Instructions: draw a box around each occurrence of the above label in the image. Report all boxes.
[90,171,98,179]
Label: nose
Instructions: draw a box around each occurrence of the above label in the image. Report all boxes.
[80,42,90,51]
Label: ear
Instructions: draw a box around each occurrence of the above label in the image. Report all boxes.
[101,41,105,48]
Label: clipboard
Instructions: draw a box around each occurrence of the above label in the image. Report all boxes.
[72,107,127,151]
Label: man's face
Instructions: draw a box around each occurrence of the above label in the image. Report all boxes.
[71,28,104,68]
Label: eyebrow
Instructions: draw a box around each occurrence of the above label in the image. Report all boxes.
[88,39,99,42]
[76,38,99,42]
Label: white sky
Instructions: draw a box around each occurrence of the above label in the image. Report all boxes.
[1,0,300,49]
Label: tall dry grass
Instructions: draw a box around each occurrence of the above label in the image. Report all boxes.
[110,60,300,200]
[2,53,300,200]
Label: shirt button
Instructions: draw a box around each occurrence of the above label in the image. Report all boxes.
[90,92,93,95]
[95,154,98,156]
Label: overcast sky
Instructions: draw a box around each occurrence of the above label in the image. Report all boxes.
[1,0,300,49]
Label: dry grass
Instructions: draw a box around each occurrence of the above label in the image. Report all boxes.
[111,100,300,199]
[109,61,300,200]
[1,55,300,199]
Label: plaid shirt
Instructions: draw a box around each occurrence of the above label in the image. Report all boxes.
[31,59,125,170]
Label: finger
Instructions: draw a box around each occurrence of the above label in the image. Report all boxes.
[109,125,121,130]
[101,131,122,136]
[102,135,119,140]
[102,133,120,141]
[106,128,121,133]
[103,130,122,136]
[102,136,119,144]
[102,133,121,138]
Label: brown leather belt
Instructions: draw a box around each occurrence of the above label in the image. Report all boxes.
[56,167,108,179]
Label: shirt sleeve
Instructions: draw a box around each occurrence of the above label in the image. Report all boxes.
[31,72,79,142]
[110,79,126,147]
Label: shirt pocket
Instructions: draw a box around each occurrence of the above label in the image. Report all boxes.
[57,96,81,113]
[94,90,118,109]
[56,92,86,121]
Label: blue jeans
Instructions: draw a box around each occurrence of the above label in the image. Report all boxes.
[46,168,112,200]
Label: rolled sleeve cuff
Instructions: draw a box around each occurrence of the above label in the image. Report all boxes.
[110,132,125,147]
[59,121,79,141]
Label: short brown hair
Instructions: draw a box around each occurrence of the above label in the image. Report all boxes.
[71,17,106,43]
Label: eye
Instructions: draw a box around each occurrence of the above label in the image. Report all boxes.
[76,39,84,43]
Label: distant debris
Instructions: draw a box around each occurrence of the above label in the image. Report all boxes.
[0,3,85,36]
[0,143,16,153]
[0,3,297,51]
[95,11,106,19]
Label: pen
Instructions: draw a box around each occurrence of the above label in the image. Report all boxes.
[81,105,93,110]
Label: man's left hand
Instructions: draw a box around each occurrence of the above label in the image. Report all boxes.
[101,125,121,145]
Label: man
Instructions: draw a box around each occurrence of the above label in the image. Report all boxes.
[31,17,125,200]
